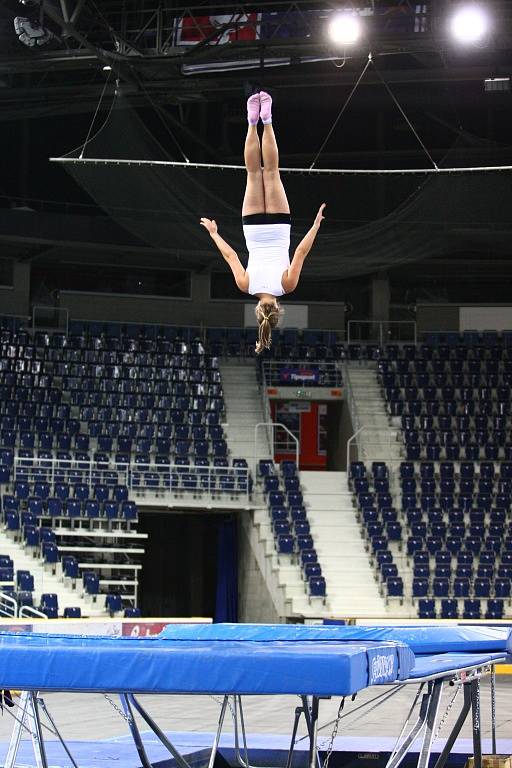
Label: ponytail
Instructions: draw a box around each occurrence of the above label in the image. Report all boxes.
[255,302,283,354]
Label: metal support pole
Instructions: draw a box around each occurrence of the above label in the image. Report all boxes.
[471,679,482,768]
[38,698,79,768]
[301,696,322,768]
[30,692,49,768]
[417,680,443,768]
[433,685,472,768]
[491,668,497,755]
[388,684,424,765]
[5,691,33,768]
[119,693,152,768]
[385,690,431,768]
[285,705,304,768]
[237,696,251,768]
[208,695,228,768]
[128,694,192,768]
[308,697,319,768]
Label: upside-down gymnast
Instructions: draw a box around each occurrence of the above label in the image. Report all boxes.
[200,91,326,354]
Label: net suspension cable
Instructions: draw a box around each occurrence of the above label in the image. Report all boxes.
[50,51,512,175]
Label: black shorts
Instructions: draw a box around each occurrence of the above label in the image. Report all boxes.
[242,212,291,225]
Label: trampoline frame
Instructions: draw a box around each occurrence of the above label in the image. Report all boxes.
[4,659,498,768]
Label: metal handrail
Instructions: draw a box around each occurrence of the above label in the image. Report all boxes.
[32,305,69,335]
[12,457,251,506]
[346,426,399,465]
[0,591,18,618]
[19,605,48,619]
[254,422,299,469]
[347,320,417,345]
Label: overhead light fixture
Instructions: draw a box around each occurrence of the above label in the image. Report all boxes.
[327,11,362,45]
[14,16,54,47]
[103,65,112,71]
[484,76,510,92]
[449,4,491,44]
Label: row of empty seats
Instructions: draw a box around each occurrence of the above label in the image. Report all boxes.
[350,460,512,616]
[259,460,326,601]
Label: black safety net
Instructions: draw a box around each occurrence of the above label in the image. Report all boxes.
[58,96,512,279]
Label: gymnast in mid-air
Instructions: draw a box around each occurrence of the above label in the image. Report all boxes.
[200,91,326,353]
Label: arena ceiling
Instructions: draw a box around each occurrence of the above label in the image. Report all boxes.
[1,0,512,283]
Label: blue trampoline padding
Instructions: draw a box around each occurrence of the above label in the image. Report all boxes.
[410,651,507,679]
[0,631,403,695]
[160,622,511,656]
[159,623,415,680]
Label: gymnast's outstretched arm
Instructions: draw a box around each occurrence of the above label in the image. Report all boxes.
[282,203,326,293]
[200,217,249,292]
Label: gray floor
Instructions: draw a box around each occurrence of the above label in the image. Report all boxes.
[0,679,510,745]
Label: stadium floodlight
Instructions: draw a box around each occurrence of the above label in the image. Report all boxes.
[328,11,362,45]
[449,4,491,44]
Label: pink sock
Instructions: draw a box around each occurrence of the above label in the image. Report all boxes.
[259,91,272,124]
[247,93,260,125]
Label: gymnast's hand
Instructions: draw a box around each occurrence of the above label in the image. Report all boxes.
[314,203,326,228]
[200,218,218,236]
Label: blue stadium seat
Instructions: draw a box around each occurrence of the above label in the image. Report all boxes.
[463,599,481,619]
[304,563,322,580]
[94,485,109,503]
[106,593,123,614]
[73,483,89,501]
[441,599,458,619]
[83,571,99,595]
[309,576,326,598]
[486,599,504,619]
[495,578,511,598]
[453,577,470,597]
[122,501,137,521]
[271,507,288,523]
[387,577,403,598]
[412,578,429,598]
[300,549,318,567]
[40,592,58,609]
[418,599,436,619]
[85,500,100,519]
[277,534,294,555]
[474,578,491,598]
[433,577,450,597]
[264,476,280,494]
[63,607,81,618]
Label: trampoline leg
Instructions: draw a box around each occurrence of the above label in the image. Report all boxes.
[38,697,80,768]
[385,691,430,768]
[208,695,228,768]
[4,691,41,768]
[285,705,303,768]
[470,679,482,768]
[119,693,152,768]
[417,680,443,768]
[5,691,32,768]
[433,685,472,768]
[30,691,49,768]
[128,694,192,768]
[236,696,251,768]
[300,696,322,768]
[308,697,319,768]
[389,684,424,765]
[491,668,497,755]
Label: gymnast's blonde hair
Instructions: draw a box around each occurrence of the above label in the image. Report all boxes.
[255,301,284,355]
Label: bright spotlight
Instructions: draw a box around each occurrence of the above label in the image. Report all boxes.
[328,12,362,45]
[449,4,491,43]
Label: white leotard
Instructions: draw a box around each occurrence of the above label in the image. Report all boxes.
[243,223,291,297]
